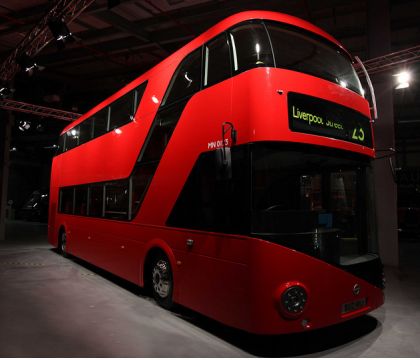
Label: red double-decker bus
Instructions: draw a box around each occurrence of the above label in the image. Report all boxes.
[48,11,384,334]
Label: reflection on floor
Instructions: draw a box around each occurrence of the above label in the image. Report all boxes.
[0,220,419,357]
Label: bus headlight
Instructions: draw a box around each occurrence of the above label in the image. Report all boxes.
[282,285,307,314]
[276,283,308,318]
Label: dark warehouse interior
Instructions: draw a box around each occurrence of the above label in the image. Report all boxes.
[0,0,420,357]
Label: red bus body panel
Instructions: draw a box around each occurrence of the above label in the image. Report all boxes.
[49,10,383,335]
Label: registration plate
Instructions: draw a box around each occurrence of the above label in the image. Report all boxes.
[341,298,367,314]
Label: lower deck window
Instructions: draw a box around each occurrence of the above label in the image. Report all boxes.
[58,179,129,220]
[104,181,129,220]
[60,188,74,214]
[251,143,377,265]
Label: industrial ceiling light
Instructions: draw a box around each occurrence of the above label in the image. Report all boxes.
[394,71,411,90]
[43,144,59,150]
[18,120,31,131]
[48,18,74,50]
[17,54,44,76]
[0,85,15,99]
[0,85,11,99]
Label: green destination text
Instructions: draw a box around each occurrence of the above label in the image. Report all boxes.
[292,106,343,130]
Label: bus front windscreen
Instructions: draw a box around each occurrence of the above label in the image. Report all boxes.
[265,22,363,95]
[251,143,377,266]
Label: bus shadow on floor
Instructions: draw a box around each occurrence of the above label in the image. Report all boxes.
[52,248,380,357]
[174,308,380,357]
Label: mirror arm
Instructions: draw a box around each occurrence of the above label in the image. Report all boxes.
[221,122,237,165]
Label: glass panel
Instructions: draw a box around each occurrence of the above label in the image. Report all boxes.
[204,33,231,87]
[251,143,376,265]
[74,186,88,215]
[104,180,129,220]
[134,82,148,114]
[131,99,188,217]
[266,22,363,94]
[92,108,109,138]
[167,146,250,233]
[140,100,187,163]
[78,119,93,145]
[59,187,74,214]
[58,134,65,154]
[163,48,202,105]
[229,22,274,73]
[131,162,159,215]
[89,184,104,217]
[109,91,134,130]
[65,126,79,151]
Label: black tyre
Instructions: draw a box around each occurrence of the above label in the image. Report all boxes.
[150,254,174,309]
[58,230,68,257]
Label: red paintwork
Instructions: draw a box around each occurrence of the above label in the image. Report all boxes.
[49,11,383,335]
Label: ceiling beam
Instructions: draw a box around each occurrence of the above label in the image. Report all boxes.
[0,99,80,121]
[357,44,420,75]
[0,0,95,83]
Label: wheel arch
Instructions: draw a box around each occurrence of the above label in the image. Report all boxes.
[56,222,70,252]
[58,224,66,238]
[141,239,179,301]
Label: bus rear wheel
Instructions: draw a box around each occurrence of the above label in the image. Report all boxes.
[59,230,68,258]
[151,254,173,309]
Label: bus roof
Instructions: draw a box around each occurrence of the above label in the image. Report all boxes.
[61,10,349,135]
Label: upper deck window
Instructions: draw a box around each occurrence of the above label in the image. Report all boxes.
[92,107,109,138]
[163,48,201,105]
[65,126,79,151]
[57,81,147,155]
[204,33,231,87]
[78,118,93,146]
[229,23,274,73]
[109,88,135,130]
[265,22,363,95]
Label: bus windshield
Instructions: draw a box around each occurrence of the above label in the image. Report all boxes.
[265,22,363,95]
[251,143,377,265]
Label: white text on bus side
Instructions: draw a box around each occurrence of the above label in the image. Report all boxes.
[208,139,229,149]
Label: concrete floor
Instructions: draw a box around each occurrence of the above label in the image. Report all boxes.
[0,221,419,357]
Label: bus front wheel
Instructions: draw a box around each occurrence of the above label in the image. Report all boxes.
[150,254,174,309]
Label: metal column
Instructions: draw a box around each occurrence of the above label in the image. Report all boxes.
[0,111,12,241]
[368,0,399,266]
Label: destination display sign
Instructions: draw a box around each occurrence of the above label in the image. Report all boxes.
[288,92,373,148]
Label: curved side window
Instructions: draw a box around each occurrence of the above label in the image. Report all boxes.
[229,22,274,74]
[130,48,203,216]
[163,48,202,106]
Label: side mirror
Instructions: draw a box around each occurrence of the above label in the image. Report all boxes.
[215,147,232,180]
